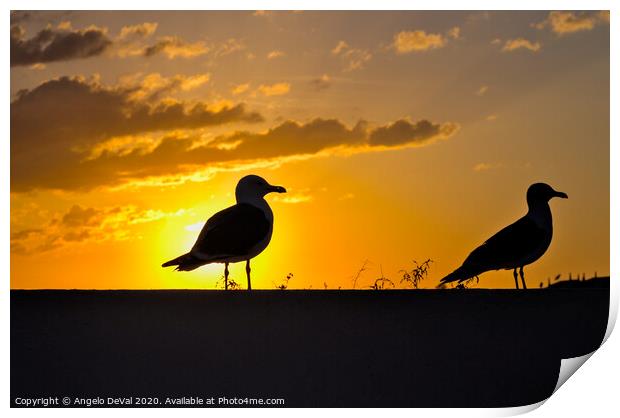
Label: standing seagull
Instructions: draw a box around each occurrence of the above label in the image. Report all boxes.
[440,183,567,289]
[162,175,286,290]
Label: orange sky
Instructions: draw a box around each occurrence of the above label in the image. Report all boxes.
[10,11,610,289]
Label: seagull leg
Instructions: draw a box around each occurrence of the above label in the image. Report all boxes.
[513,268,519,289]
[519,266,527,290]
[246,260,252,291]
[224,263,229,291]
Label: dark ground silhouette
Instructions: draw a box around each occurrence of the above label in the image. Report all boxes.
[11,279,609,407]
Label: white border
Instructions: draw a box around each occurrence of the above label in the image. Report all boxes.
[3,1,617,416]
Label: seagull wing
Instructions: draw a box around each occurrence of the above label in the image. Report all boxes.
[190,203,270,260]
[462,216,546,273]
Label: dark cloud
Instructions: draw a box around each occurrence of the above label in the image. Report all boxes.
[142,36,209,58]
[10,228,43,241]
[369,119,443,146]
[11,75,264,191]
[62,205,101,227]
[63,230,91,243]
[10,24,112,66]
[10,76,458,193]
[11,76,458,192]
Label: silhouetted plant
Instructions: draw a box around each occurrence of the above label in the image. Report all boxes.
[369,266,394,290]
[215,276,242,290]
[554,274,562,281]
[369,277,395,290]
[399,259,433,289]
[352,259,370,289]
[274,273,294,290]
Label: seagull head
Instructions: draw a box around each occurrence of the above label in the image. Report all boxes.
[236,175,286,202]
[527,183,568,205]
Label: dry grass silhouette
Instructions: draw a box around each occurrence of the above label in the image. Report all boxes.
[215,275,242,290]
[400,259,433,289]
[351,259,370,289]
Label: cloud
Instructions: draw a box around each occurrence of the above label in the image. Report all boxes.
[447,26,461,40]
[501,38,542,53]
[476,85,488,96]
[11,77,458,192]
[533,11,609,35]
[368,119,457,146]
[473,162,503,172]
[393,30,447,53]
[62,205,100,227]
[272,191,313,204]
[143,36,209,58]
[11,228,44,241]
[57,21,72,30]
[257,82,291,96]
[120,72,211,103]
[11,75,263,192]
[331,41,349,55]
[331,41,372,72]
[112,22,159,57]
[267,50,285,59]
[11,204,187,255]
[211,38,246,58]
[12,81,458,192]
[118,22,158,40]
[232,83,250,95]
[10,23,112,66]
[309,74,331,91]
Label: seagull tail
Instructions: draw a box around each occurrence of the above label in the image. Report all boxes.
[162,252,204,272]
[438,266,475,286]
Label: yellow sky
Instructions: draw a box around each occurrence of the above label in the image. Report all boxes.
[10,11,610,289]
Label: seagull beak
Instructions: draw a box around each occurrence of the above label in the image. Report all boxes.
[269,185,287,194]
[553,191,568,199]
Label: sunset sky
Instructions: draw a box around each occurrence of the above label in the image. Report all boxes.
[10,10,610,289]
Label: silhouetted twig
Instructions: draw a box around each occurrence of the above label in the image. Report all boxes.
[352,259,370,289]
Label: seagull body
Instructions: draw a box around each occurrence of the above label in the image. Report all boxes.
[440,183,567,289]
[162,175,286,290]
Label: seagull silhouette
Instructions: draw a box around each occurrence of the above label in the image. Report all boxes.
[162,175,286,290]
[440,183,568,289]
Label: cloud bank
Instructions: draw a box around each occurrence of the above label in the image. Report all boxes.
[11,74,459,192]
